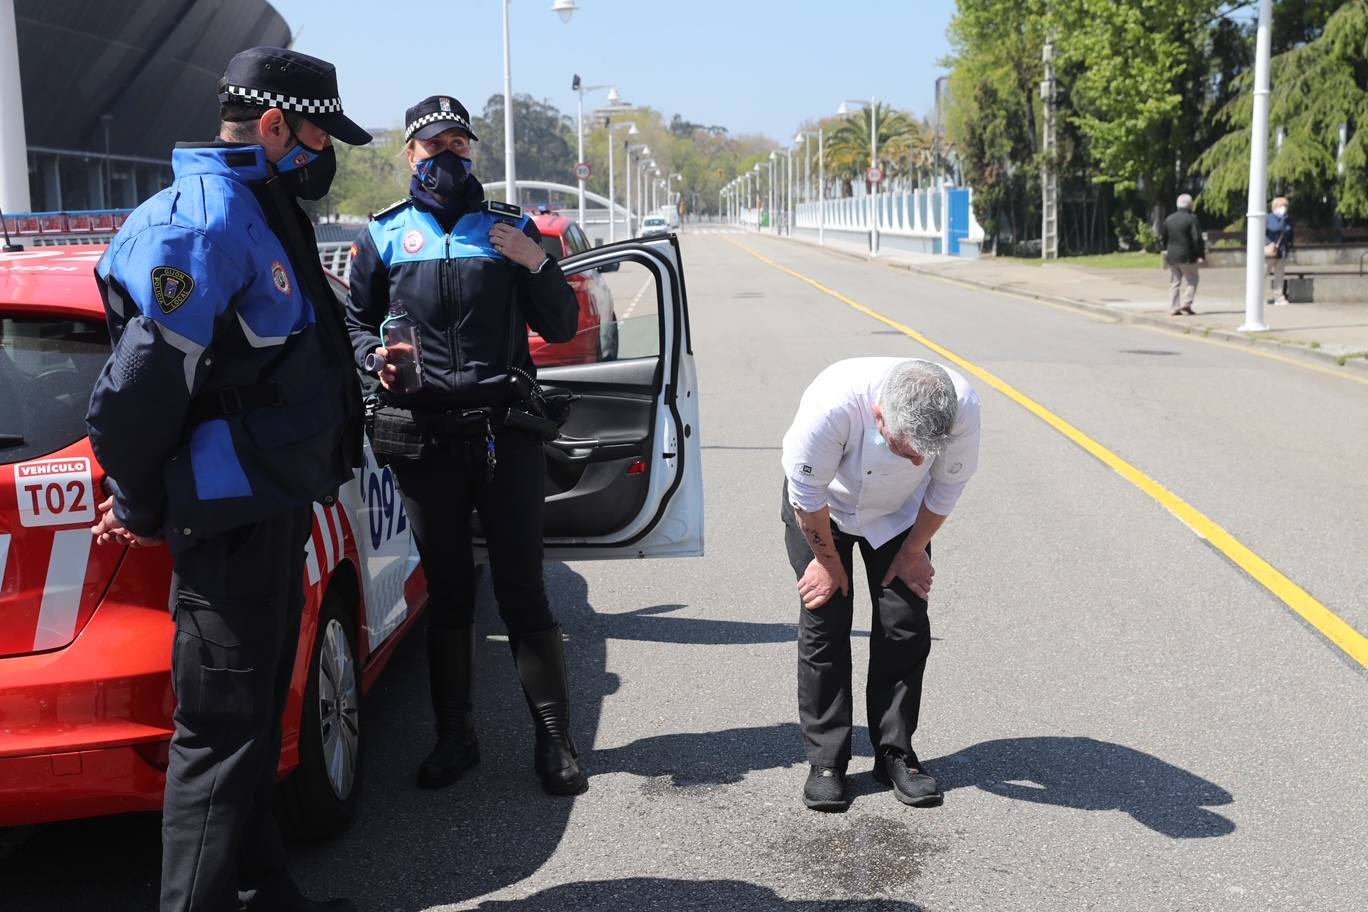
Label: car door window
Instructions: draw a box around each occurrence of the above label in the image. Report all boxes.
[528,258,660,369]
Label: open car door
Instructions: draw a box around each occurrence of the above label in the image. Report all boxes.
[475,235,702,560]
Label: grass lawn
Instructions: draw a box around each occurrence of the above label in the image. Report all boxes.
[997,251,1164,269]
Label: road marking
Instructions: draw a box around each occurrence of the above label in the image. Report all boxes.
[623,277,652,321]
[728,238,1368,671]
[1131,323,1368,388]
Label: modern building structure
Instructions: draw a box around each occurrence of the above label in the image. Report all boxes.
[1,0,290,216]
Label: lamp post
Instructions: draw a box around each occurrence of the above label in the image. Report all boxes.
[605,119,637,242]
[1241,0,1273,333]
[796,129,824,244]
[627,143,649,235]
[785,143,793,236]
[503,0,581,204]
[933,75,948,188]
[100,113,113,209]
[667,172,682,212]
[838,96,878,255]
[571,75,615,226]
[768,151,777,234]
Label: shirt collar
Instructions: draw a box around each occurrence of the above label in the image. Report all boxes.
[171,142,272,183]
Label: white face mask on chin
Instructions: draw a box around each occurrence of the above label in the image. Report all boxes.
[1273,207,1288,217]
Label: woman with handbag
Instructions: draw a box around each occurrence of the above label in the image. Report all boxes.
[345,94,586,796]
[1265,197,1294,306]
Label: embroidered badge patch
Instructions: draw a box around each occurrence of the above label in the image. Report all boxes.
[151,266,195,314]
[349,242,359,259]
[403,229,425,254]
[271,260,292,295]
[293,150,311,167]
[440,97,452,112]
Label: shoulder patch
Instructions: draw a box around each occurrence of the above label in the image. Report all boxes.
[484,199,523,220]
[371,197,414,220]
[151,266,195,314]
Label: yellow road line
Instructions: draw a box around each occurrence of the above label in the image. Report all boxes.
[1131,323,1368,387]
[728,238,1368,671]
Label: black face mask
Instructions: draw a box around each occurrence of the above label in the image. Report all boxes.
[275,132,336,200]
[414,149,474,198]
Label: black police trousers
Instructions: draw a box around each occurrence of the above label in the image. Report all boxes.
[387,426,555,635]
[781,490,932,771]
[161,506,313,912]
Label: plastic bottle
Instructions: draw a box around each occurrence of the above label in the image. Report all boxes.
[378,302,423,394]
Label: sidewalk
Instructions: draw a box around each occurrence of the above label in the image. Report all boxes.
[771,231,1368,373]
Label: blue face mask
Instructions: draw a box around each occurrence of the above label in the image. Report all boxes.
[415,150,474,197]
[275,132,336,200]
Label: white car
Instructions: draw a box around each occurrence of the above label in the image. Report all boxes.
[641,216,670,238]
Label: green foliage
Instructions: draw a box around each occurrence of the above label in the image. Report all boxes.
[1195,0,1368,219]
[331,130,410,219]
[470,94,577,186]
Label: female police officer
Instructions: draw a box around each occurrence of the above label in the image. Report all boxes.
[345,95,584,795]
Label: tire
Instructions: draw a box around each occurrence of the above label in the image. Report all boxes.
[275,587,362,841]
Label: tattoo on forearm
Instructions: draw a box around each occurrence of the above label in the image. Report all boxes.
[803,525,838,562]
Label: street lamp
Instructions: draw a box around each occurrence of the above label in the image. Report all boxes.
[795,128,825,245]
[933,75,949,188]
[627,143,650,235]
[606,120,637,242]
[667,172,682,211]
[503,0,581,205]
[571,74,617,226]
[1241,0,1274,333]
[838,96,878,255]
[100,113,113,209]
[768,150,778,234]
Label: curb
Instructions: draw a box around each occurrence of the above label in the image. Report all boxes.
[757,230,1368,378]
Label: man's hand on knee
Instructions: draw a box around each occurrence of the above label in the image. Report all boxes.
[882,546,934,601]
[798,559,849,610]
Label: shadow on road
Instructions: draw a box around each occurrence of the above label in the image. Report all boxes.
[930,736,1235,838]
[463,877,925,911]
[595,601,865,645]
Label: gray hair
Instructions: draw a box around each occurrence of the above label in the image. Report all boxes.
[878,360,957,457]
[1176,193,1194,210]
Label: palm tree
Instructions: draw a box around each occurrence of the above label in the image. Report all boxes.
[823,103,924,195]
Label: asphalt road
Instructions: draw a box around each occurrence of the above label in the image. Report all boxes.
[5,226,1366,911]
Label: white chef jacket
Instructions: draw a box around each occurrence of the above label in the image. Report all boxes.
[781,358,981,548]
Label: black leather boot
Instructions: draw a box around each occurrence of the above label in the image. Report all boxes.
[510,625,586,795]
[416,625,479,789]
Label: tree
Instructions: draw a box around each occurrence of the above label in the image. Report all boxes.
[823,103,923,195]
[469,94,577,188]
[1196,0,1368,222]
[330,129,410,219]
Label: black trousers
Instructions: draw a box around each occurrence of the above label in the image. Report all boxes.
[387,427,555,636]
[781,491,932,771]
[161,506,314,912]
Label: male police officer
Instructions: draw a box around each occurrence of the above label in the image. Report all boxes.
[87,48,369,912]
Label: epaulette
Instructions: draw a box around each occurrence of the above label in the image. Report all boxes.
[484,199,523,221]
[370,197,414,220]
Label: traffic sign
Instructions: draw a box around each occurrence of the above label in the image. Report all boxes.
[866,166,884,184]
[574,162,592,181]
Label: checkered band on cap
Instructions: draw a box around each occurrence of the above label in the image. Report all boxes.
[405,111,472,142]
[223,84,343,114]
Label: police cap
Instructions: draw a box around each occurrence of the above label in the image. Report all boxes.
[218,47,372,145]
[404,95,479,144]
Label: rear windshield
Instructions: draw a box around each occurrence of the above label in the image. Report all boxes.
[644,219,666,227]
[0,316,110,465]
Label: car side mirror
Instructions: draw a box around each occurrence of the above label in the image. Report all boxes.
[597,261,620,273]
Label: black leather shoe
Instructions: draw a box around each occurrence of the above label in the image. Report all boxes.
[872,749,942,807]
[803,765,848,812]
[417,626,480,789]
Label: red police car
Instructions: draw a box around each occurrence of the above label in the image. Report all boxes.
[529,212,618,366]
[0,246,427,840]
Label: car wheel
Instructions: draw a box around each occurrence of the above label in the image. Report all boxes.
[276,587,362,841]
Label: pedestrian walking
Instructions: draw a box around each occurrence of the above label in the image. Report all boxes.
[780,358,981,812]
[1266,197,1295,306]
[345,95,584,796]
[86,47,370,912]
[1160,193,1205,315]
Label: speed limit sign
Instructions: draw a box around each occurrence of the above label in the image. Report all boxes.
[574,162,592,181]
[866,166,884,184]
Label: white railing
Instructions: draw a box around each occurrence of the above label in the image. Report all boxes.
[793,186,984,249]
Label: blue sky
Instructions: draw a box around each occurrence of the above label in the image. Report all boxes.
[269,0,956,143]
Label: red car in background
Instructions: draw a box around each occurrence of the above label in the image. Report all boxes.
[529,212,618,366]
[0,246,426,845]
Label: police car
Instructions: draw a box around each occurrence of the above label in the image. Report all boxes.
[0,235,701,840]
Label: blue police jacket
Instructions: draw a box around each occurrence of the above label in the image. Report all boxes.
[87,144,363,551]
[346,189,578,411]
